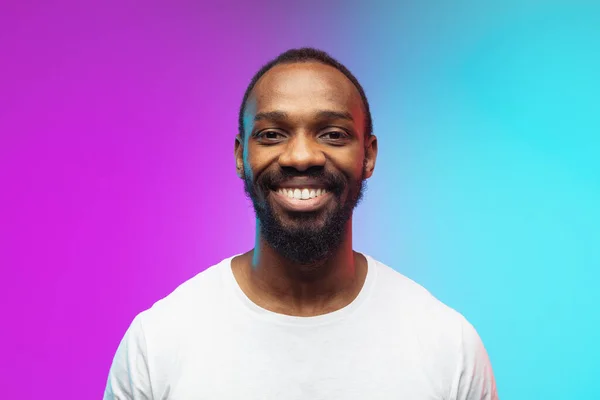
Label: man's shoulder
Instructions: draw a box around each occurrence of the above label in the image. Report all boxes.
[136,255,234,329]
[368,257,498,398]
[369,256,467,330]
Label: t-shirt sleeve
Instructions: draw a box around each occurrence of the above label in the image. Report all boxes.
[454,316,499,400]
[103,314,153,400]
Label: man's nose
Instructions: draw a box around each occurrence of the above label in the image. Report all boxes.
[277,134,326,172]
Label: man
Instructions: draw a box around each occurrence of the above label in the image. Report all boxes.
[104,47,498,399]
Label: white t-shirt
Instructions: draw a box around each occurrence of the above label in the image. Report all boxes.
[104,254,498,399]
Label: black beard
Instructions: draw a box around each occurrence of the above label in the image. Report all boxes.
[243,166,367,266]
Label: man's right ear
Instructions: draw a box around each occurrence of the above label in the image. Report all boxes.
[234,134,244,179]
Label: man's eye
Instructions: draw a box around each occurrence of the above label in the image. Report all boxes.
[257,131,283,140]
[321,131,347,140]
[265,131,280,139]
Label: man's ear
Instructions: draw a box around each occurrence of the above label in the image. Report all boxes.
[363,134,378,179]
[234,134,244,179]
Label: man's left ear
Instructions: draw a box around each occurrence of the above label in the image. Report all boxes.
[363,135,378,179]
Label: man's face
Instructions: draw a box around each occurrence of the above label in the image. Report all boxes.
[235,62,377,265]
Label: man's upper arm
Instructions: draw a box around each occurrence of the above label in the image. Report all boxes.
[104,314,153,400]
[454,316,499,400]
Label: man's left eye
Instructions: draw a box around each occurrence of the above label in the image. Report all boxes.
[321,131,347,140]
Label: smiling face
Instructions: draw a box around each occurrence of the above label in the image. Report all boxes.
[236,61,377,264]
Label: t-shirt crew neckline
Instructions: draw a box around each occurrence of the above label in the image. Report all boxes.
[222,253,378,327]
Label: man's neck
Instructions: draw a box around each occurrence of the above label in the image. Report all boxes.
[231,223,368,317]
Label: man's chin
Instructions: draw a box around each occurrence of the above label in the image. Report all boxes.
[260,223,341,265]
[265,220,324,240]
[271,208,331,229]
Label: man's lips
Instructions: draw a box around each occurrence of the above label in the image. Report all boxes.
[270,188,332,212]
[270,177,331,190]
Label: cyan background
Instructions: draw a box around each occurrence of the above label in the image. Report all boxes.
[1,1,598,398]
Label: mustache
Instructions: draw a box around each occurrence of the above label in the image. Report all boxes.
[256,167,347,196]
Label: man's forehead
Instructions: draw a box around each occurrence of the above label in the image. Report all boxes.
[246,62,363,117]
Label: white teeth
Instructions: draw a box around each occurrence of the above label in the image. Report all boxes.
[277,188,328,200]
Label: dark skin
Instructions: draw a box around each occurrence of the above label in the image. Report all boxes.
[232,62,378,317]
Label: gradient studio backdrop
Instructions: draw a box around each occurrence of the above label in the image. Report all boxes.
[1,1,598,399]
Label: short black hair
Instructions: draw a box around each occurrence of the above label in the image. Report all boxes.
[238,47,373,140]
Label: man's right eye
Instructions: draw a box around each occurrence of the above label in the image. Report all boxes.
[256,131,283,140]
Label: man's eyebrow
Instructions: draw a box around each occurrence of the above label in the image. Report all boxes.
[254,111,288,122]
[253,110,354,122]
[315,110,354,122]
